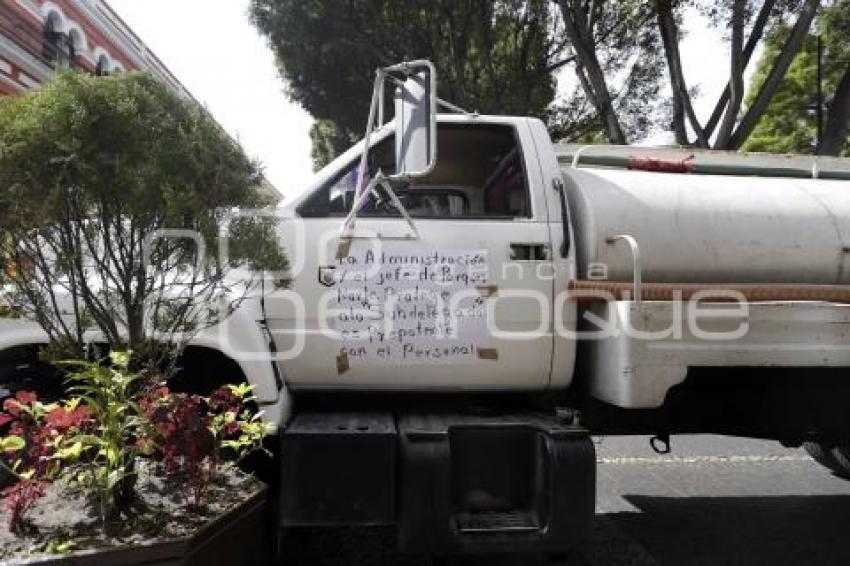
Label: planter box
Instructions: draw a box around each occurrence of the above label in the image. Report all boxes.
[13,486,271,566]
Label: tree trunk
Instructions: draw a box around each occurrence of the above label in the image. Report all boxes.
[726,0,820,149]
[558,0,628,144]
[126,303,145,352]
[704,0,776,138]
[669,87,689,145]
[714,0,746,148]
[656,0,709,147]
[818,65,850,156]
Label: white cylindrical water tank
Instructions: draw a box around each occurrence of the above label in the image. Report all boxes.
[563,167,850,284]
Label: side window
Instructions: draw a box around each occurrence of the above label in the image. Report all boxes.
[300,137,394,217]
[298,124,531,220]
[482,148,530,217]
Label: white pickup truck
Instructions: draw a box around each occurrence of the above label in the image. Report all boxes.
[4,61,850,554]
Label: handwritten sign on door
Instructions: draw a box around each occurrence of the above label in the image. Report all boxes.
[331,242,489,366]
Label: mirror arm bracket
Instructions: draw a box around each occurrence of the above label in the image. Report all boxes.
[339,172,420,242]
[340,60,438,245]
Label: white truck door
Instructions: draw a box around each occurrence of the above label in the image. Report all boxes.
[267,119,555,391]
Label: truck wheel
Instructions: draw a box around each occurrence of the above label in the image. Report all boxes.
[829,445,850,479]
[804,441,850,479]
[0,347,64,404]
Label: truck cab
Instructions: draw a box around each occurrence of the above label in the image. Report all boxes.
[265,83,595,553]
[266,114,576,393]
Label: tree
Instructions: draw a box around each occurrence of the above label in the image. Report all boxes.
[0,72,288,365]
[556,0,820,148]
[553,0,665,144]
[742,31,822,153]
[250,0,565,168]
[310,119,354,171]
[821,64,850,154]
[658,0,820,149]
[743,1,850,155]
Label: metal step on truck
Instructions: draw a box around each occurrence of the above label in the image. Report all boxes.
[4,60,850,557]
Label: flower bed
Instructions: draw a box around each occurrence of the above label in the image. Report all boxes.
[0,351,274,564]
[0,462,268,565]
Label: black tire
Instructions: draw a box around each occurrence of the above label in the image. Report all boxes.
[804,441,850,479]
[830,445,850,479]
[0,346,64,404]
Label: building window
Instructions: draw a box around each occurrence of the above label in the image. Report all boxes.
[95,55,109,76]
[42,14,71,68]
[67,29,85,67]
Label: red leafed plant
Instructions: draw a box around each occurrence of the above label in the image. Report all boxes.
[136,383,269,509]
[1,391,57,479]
[1,480,47,535]
[45,405,91,431]
[138,388,216,508]
[0,390,91,533]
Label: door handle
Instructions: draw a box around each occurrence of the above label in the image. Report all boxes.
[510,243,550,261]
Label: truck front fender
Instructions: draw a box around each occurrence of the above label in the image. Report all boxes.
[189,297,291,424]
[0,298,292,426]
[0,317,49,352]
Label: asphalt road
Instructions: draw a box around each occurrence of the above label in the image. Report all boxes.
[284,435,850,566]
[583,435,850,566]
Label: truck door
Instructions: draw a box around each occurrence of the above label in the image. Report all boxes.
[267,119,555,391]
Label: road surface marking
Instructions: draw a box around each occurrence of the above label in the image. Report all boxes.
[597,454,812,465]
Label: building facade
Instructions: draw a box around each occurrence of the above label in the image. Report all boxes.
[0,0,282,200]
[0,0,188,97]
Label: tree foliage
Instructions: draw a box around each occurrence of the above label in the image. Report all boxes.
[250,0,564,168]
[651,0,819,149]
[251,0,838,155]
[744,0,850,155]
[0,72,288,363]
[552,0,665,144]
[309,119,354,172]
[544,0,823,148]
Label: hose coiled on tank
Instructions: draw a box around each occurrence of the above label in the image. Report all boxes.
[568,280,850,304]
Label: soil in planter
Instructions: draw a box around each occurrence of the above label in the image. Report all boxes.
[0,460,264,564]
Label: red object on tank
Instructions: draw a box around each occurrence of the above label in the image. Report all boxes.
[627,155,695,173]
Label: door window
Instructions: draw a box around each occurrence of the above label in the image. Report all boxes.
[298,124,531,220]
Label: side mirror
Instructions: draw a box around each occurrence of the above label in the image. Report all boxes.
[393,63,437,179]
[339,61,437,241]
